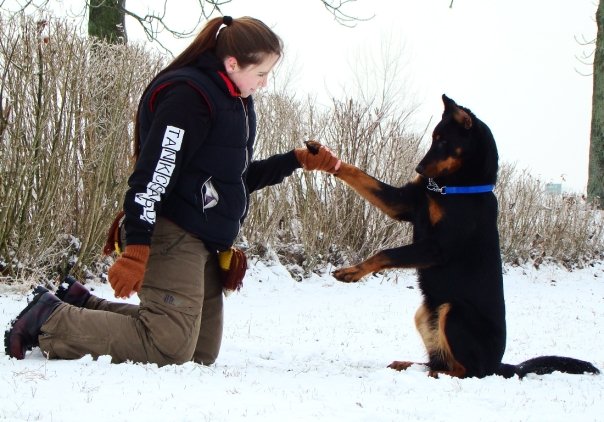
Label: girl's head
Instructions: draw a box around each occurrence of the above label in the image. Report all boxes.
[214,16,282,69]
[163,16,283,97]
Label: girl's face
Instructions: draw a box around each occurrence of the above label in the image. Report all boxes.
[224,53,280,98]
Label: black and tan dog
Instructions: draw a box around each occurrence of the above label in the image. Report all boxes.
[331,95,599,379]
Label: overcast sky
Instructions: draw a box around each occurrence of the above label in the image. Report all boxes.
[19,0,598,192]
[134,0,596,192]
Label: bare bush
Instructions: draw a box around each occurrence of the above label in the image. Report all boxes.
[0,15,162,282]
[497,163,604,268]
[1,15,601,286]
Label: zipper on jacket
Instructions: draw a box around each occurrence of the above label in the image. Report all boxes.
[237,97,250,237]
[238,97,249,144]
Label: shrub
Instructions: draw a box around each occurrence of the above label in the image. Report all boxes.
[0,15,601,284]
[0,15,163,282]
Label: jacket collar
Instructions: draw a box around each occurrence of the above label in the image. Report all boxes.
[217,71,241,97]
[195,51,241,98]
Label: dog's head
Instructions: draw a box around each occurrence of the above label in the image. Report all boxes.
[415,94,498,186]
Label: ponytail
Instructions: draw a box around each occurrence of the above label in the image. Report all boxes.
[159,15,282,80]
[160,17,224,76]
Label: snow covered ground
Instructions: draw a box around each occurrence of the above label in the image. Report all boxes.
[1,260,603,422]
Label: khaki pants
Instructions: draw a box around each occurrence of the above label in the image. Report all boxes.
[39,218,224,366]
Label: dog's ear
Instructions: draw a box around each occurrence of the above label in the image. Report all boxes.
[454,109,473,130]
[442,94,457,111]
[442,94,472,130]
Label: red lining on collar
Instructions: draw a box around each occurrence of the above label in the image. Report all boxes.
[218,71,241,97]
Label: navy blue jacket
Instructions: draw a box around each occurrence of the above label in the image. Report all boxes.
[123,52,301,251]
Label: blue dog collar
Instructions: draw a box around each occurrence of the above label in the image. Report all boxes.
[427,178,494,195]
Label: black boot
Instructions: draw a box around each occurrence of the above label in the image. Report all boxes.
[55,275,91,307]
[4,287,62,360]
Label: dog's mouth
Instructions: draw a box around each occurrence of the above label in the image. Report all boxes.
[415,165,439,179]
[415,164,428,177]
[416,158,461,179]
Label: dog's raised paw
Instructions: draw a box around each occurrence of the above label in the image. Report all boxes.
[304,140,321,154]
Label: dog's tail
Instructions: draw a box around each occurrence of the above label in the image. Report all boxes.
[497,356,600,379]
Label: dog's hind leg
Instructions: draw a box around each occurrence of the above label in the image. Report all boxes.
[417,302,468,378]
[387,303,463,375]
[438,304,505,378]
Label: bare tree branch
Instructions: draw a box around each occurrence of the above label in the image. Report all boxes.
[1,0,51,12]
[121,0,228,39]
[1,0,372,52]
[576,33,596,67]
[322,0,373,27]
[574,16,596,77]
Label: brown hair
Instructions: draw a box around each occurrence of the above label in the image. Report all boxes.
[133,16,283,159]
[161,16,283,78]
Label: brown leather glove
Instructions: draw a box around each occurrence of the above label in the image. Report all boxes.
[294,140,341,173]
[108,244,150,298]
[217,247,247,296]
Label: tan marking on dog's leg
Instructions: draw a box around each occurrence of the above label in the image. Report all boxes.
[428,366,467,378]
[388,361,425,371]
[415,303,438,352]
[335,162,404,219]
[429,303,467,378]
[332,252,393,282]
[390,303,466,377]
[388,304,432,372]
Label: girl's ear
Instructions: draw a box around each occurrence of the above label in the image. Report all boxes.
[224,56,238,72]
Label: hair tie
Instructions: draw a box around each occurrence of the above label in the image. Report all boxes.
[223,16,233,26]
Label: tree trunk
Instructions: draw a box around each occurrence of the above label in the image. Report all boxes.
[588,0,604,206]
[88,0,127,44]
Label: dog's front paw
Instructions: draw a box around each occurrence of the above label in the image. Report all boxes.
[332,266,365,283]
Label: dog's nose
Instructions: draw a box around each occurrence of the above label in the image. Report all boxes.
[415,164,424,174]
